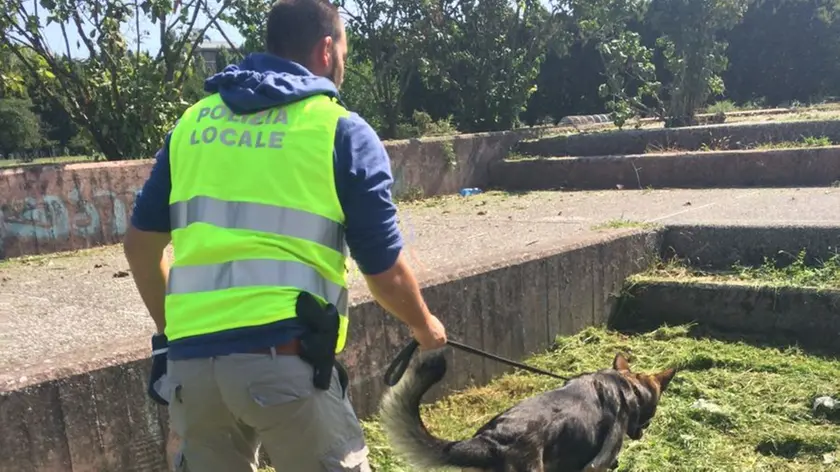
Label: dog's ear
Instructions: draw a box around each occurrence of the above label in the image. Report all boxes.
[654,368,677,392]
[612,353,631,371]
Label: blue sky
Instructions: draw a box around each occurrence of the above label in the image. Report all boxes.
[38,0,557,59]
[40,6,245,58]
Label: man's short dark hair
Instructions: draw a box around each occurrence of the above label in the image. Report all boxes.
[265,0,342,63]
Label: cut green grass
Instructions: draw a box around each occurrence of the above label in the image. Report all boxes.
[639,249,840,290]
[348,325,839,471]
[245,324,840,471]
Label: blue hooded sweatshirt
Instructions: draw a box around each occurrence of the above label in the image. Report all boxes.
[130,53,404,360]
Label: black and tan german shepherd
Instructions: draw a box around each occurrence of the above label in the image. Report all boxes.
[379,349,677,472]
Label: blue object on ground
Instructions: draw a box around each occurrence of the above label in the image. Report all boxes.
[459,188,483,197]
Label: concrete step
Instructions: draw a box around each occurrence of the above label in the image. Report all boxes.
[613,277,840,356]
[491,147,840,191]
[516,119,840,158]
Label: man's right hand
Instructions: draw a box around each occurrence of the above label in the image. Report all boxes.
[411,315,447,351]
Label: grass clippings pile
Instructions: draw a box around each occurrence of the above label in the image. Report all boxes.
[360,325,840,471]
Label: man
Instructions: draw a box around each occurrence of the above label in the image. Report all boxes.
[122,0,447,470]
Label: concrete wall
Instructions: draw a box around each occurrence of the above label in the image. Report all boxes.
[517,119,840,157]
[0,162,150,261]
[489,147,840,191]
[0,126,561,260]
[660,224,840,270]
[610,223,840,354]
[0,229,661,472]
[613,281,840,355]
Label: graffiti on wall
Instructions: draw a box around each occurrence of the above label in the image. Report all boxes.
[0,187,143,250]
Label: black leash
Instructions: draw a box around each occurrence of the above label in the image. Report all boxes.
[383,339,570,387]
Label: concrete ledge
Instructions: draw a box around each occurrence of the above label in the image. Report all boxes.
[708,107,794,119]
[0,229,661,472]
[517,119,840,157]
[661,224,840,270]
[489,147,840,190]
[612,223,840,354]
[612,280,840,355]
[0,126,564,260]
[553,108,796,129]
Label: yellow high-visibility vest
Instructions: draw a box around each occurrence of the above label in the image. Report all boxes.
[164,93,351,352]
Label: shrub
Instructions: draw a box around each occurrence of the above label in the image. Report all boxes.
[0,98,44,157]
[707,100,737,114]
[394,111,459,139]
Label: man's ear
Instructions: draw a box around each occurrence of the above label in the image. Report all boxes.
[654,368,677,392]
[613,353,631,371]
[309,35,334,70]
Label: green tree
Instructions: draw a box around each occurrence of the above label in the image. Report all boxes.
[214,47,239,72]
[336,0,438,138]
[724,0,840,105]
[0,0,237,160]
[0,49,28,98]
[224,0,415,137]
[648,0,752,126]
[423,0,561,132]
[340,49,386,133]
[0,98,44,156]
[523,40,607,125]
[570,0,664,128]
[573,0,752,128]
[219,0,267,54]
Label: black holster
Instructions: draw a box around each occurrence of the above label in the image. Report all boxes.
[295,291,349,397]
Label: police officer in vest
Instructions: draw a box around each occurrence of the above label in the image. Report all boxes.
[122,0,447,470]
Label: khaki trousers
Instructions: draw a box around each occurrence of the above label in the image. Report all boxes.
[164,352,370,472]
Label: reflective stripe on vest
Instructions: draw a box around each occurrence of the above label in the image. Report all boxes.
[167,258,349,315]
[170,195,348,256]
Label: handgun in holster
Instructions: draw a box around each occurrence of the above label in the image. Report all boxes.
[295,291,349,397]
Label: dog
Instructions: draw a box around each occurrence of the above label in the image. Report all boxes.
[379,350,677,472]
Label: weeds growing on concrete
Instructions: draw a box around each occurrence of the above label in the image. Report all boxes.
[0,155,90,168]
[640,250,840,290]
[645,142,689,154]
[705,100,738,114]
[753,136,834,150]
[393,185,425,203]
[505,152,538,161]
[592,218,657,231]
[644,135,835,154]
[730,250,840,288]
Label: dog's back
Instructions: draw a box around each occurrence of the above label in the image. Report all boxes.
[380,350,675,472]
[468,369,639,471]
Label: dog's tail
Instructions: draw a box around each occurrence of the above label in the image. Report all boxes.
[379,349,496,470]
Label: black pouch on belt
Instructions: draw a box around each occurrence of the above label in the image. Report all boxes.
[295,291,349,397]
